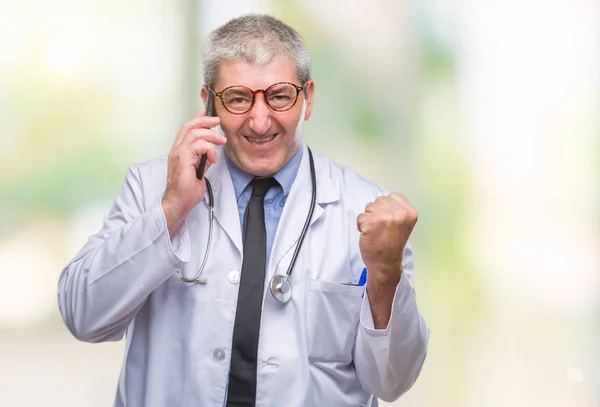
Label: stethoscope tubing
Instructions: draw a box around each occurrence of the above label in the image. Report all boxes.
[280,149,316,283]
[177,148,316,304]
[174,179,214,284]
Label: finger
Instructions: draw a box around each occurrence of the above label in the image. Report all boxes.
[371,195,406,215]
[187,115,221,129]
[194,108,206,119]
[364,201,379,213]
[191,140,218,165]
[186,129,227,146]
[365,199,391,213]
[173,116,221,148]
[389,192,410,206]
[388,193,418,220]
[357,213,374,234]
[204,148,219,173]
[357,213,364,233]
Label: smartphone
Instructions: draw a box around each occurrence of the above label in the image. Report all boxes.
[196,92,216,180]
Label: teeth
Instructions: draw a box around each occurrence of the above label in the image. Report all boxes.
[247,135,276,144]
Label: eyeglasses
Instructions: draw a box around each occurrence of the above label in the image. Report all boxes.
[208,82,306,115]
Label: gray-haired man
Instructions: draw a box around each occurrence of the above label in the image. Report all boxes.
[58,14,429,407]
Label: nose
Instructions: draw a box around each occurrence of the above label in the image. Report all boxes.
[248,93,272,135]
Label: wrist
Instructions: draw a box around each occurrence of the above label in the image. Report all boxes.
[161,194,188,238]
[367,263,403,286]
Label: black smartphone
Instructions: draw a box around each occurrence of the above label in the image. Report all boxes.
[196,92,216,180]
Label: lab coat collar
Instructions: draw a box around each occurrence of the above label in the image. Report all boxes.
[203,146,244,255]
[267,143,340,274]
[202,143,340,260]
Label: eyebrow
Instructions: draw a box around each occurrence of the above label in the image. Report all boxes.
[266,84,291,93]
[225,88,252,96]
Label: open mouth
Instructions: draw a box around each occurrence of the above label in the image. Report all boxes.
[244,133,278,145]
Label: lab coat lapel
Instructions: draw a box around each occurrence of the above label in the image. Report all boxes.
[268,145,339,275]
[203,146,243,255]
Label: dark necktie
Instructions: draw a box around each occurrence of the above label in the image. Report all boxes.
[226,177,278,407]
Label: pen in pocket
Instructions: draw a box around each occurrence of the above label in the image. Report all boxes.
[359,267,366,298]
[358,268,367,287]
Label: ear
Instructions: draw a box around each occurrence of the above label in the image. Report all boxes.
[200,86,209,107]
[303,79,315,121]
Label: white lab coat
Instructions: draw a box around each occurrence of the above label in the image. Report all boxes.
[57,144,429,407]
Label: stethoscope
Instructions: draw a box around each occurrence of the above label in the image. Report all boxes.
[175,148,316,304]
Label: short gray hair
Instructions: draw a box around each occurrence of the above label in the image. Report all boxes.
[203,14,311,89]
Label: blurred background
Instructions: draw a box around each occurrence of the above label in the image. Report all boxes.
[0,0,598,405]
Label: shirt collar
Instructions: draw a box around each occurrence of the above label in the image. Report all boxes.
[226,143,304,200]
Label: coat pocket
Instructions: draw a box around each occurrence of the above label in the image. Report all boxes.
[306,279,364,363]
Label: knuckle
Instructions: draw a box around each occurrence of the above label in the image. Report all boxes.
[403,203,416,218]
[410,209,419,222]
[389,206,409,223]
[190,128,204,139]
[374,212,389,226]
[194,129,216,141]
[385,212,397,225]
[392,211,404,223]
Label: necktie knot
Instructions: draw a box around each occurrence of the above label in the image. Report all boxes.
[250,177,277,198]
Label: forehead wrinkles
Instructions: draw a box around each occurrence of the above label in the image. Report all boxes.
[216,58,299,90]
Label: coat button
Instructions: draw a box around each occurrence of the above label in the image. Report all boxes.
[228,270,240,284]
[213,348,225,361]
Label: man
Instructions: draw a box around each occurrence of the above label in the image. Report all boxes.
[58,14,429,407]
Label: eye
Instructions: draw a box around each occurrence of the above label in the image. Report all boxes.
[271,95,292,101]
[225,96,252,106]
[231,97,249,104]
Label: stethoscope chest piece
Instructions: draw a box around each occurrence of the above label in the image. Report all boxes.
[269,274,292,303]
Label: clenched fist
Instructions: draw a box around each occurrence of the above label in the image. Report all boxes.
[357,193,418,283]
[162,109,227,238]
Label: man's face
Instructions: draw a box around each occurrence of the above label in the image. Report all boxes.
[201,57,314,177]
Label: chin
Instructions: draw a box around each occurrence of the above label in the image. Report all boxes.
[247,156,285,176]
[247,164,278,177]
[229,144,291,176]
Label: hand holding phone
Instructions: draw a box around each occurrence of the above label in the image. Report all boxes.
[162,98,223,238]
[196,92,216,180]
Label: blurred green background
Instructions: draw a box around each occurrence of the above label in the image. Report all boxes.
[0,0,598,406]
